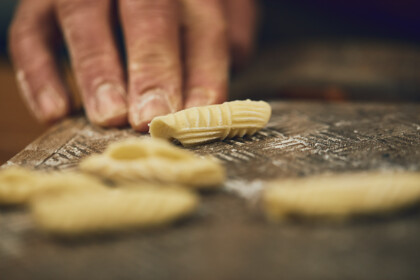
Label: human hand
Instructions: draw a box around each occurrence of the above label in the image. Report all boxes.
[9,0,257,131]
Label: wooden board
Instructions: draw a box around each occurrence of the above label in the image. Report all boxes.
[1,101,420,280]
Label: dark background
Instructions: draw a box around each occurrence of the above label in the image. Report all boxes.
[1,1,420,55]
[0,1,16,55]
[259,0,420,46]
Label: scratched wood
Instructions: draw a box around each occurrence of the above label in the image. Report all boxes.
[1,101,420,280]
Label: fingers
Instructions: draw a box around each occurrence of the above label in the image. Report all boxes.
[182,0,229,109]
[56,0,127,127]
[226,0,258,68]
[120,0,182,132]
[9,0,70,123]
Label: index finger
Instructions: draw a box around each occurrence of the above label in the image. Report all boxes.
[119,0,182,131]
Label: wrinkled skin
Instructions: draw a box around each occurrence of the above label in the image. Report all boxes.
[9,0,257,131]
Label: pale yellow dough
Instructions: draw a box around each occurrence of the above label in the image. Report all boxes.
[0,167,106,205]
[149,100,272,146]
[79,138,226,188]
[31,186,199,235]
[262,172,420,221]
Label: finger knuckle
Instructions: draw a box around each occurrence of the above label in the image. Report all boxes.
[73,48,123,91]
[8,19,37,54]
[185,0,227,37]
[76,48,116,71]
[121,0,177,31]
[121,0,174,14]
[200,18,227,45]
[130,46,178,72]
[211,17,228,36]
[56,0,101,18]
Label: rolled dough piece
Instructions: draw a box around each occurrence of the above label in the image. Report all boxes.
[0,167,106,205]
[79,138,225,188]
[262,172,420,221]
[149,100,272,146]
[31,186,199,235]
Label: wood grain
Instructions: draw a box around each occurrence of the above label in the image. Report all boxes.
[1,101,420,280]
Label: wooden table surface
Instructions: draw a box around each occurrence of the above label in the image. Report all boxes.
[1,100,420,280]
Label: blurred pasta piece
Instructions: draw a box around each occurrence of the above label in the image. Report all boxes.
[262,172,420,221]
[31,186,199,236]
[0,167,106,205]
[79,138,225,188]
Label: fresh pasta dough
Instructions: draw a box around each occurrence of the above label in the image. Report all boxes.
[79,138,226,188]
[262,172,420,221]
[31,186,199,235]
[149,100,272,146]
[0,167,106,205]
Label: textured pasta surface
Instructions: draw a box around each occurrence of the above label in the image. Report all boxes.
[31,187,199,235]
[262,172,420,221]
[0,167,106,205]
[149,100,272,146]
[79,138,226,188]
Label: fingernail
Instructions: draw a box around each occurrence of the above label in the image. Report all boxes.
[185,88,216,108]
[91,84,128,126]
[129,89,173,131]
[37,86,68,122]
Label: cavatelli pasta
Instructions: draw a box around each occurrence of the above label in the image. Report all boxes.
[79,138,225,188]
[262,172,420,221]
[31,186,199,235]
[0,167,106,205]
[149,100,272,146]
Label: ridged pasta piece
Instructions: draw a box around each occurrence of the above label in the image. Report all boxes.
[149,100,272,146]
[0,167,106,205]
[79,138,226,188]
[31,186,199,235]
[262,172,420,221]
